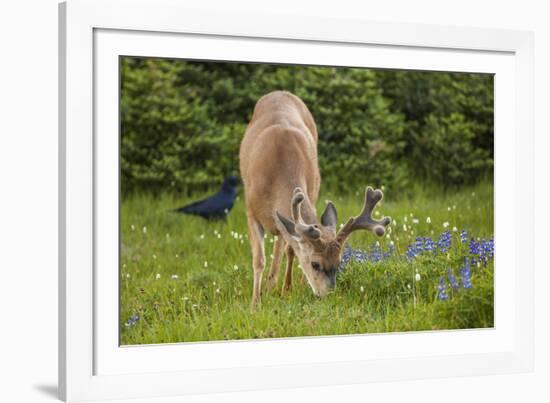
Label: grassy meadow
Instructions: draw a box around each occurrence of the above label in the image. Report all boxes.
[120,181,494,345]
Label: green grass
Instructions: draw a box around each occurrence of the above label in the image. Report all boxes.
[120,181,494,344]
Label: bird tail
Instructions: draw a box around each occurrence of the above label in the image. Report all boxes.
[174,200,202,214]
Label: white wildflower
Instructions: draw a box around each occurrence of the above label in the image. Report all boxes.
[403,224,407,231]
[152,254,157,260]
[412,218,419,224]
[452,226,458,232]
[360,286,365,293]
[142,226,147,234]
[233,265,238,271]
[415,273,421,281]
[443,222,450,228]
[447,206,451,211]
[426,217,431,224]
[199,234,205,240]
[130,224,135,231]
[171,274,178,279]
[155,273,161,279]
[204,261,208,268]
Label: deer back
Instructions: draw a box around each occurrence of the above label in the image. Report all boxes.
[239,91,321,233]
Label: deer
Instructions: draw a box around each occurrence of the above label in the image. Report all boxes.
[239,91,391,307]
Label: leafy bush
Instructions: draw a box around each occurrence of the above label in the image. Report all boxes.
[120,58,493,194]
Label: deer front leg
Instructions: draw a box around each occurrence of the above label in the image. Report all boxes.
[247,216,265,308]
[267,237,285,292]
[282,244,295,294]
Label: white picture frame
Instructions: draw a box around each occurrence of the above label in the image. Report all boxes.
[59,0,534,401]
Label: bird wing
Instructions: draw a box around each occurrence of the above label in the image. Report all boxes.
[176,191,233,216]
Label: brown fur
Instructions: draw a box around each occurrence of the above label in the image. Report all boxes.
[239,91,389,307]
[240,91,320,231]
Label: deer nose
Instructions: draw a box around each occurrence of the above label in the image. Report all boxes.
[327,271,336,289]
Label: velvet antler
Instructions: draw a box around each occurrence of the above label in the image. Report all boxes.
[336,187,391,244]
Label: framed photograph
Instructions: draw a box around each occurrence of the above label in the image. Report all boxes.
[59,0,534,401]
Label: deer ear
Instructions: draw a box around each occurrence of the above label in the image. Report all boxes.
[275,212,297,236]
[321,201,338,231]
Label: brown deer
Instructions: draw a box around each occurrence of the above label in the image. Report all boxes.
[239,91,390,307]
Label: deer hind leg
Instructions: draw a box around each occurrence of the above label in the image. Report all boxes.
[267,237,285,292]
[282,244,295,294]
[247,215,265,308]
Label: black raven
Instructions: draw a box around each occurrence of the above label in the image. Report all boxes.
[175,176,239,220]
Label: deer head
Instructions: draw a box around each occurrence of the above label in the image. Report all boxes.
[275,186,390,297]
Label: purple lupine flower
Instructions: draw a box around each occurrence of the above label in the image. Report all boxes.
[407,244,418,261]
[424,237,436,254]
[353,248,367,263]
[478,238,495,266]
[460,230,468,243]
[384,242,396,258]
[415,237,424,253]
[125,314,140,327]
[437,276,449,300]
[370,242,382,262]
[437,231,452,253]
[469,238,480,255]
[461,258,472,289]
[340,245,352,268]
[447,268,459,290]
[486,238,495,258]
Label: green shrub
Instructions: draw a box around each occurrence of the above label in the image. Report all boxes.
[120,58,493,194]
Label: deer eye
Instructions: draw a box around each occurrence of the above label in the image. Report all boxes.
[311,262,322,271]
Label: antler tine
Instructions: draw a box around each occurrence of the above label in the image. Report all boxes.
[291,187,305,223]
[337,186,391,243]
[287,187,322,242]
